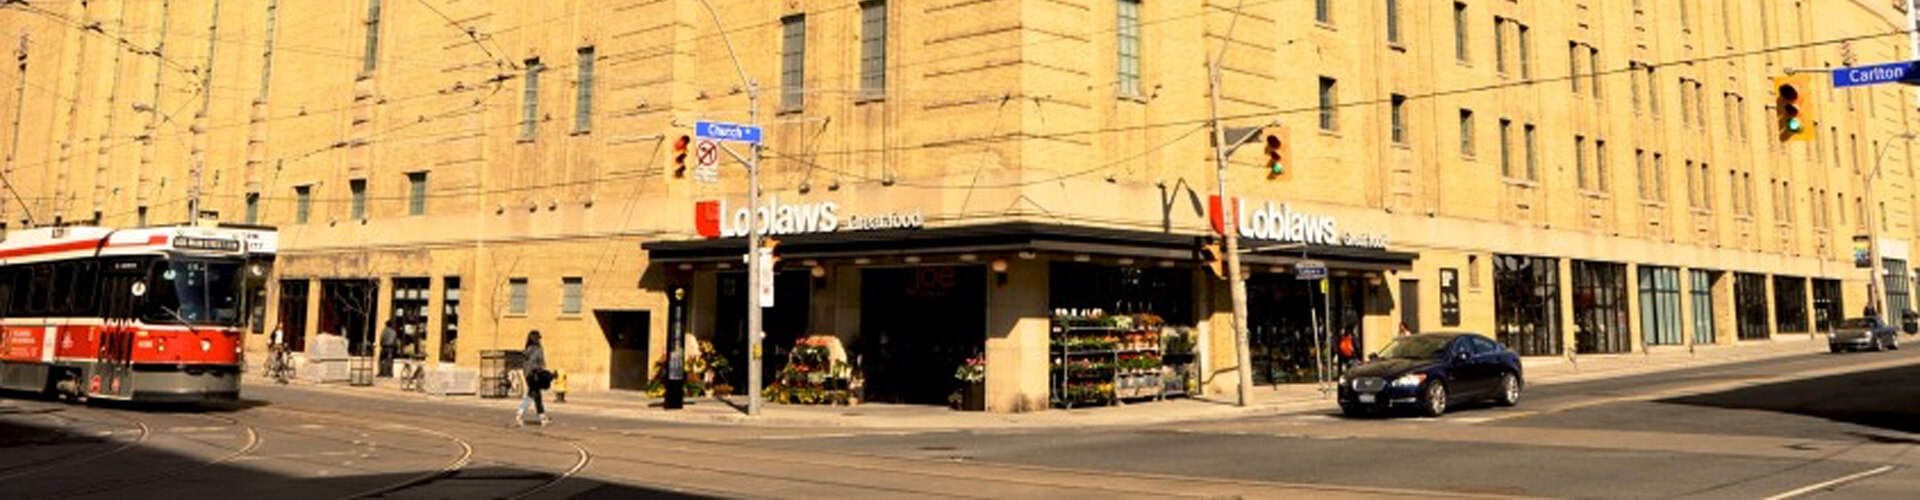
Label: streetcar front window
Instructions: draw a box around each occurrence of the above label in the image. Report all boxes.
[142,259,245,327]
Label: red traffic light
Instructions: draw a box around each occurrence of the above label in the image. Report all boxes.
[672,134,692,178]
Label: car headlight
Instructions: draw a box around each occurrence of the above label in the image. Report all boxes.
[1390,373,1427,388]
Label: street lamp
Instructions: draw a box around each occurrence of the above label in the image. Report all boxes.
[1863,131,1916,323]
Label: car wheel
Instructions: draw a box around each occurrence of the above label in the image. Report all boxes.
[1831,345,1845,354]
[1890,336,1900,350]
[1495,373,1521,407]
[1874,337,1887,352]
[1420,382,1448,417]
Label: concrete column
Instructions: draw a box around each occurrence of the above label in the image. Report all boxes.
[1713,272,1737,345]
[985,258,1048,413]
[1559,258,1578,359]
[1626,264,1643,353]
[302,277,322,350]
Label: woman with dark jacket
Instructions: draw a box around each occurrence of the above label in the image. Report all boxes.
[515,330,550,427]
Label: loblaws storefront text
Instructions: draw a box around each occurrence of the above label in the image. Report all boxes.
[1209,196,1390,249]
[696,196,925,239]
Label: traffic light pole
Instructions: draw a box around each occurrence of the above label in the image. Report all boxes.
[695,0,764,416]
[1207,59,1255,408]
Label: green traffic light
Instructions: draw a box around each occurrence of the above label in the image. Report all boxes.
[1787,117,1802,132]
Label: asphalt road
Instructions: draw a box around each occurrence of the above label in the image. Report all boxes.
[3,345,1918,499]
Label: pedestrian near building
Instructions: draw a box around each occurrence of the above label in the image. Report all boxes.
[378,319,399,377]
[515,330,551,427]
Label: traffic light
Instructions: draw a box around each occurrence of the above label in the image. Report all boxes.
[1773,74,1816,142]
[671,134,692,178]
[1200,239,1225,279]
[1260,125,1292,180]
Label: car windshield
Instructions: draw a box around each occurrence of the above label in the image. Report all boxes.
[1376,335,1453,360]
[1839,318,1879,329]
[141,259,245,327]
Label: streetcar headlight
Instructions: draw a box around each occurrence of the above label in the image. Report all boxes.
[201,339,213,352]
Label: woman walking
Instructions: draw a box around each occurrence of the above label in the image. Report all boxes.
[515,330,550,427]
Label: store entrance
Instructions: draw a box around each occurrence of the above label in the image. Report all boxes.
[858,266,986,405]
[1246,274,1365,384]
[712,271,811,391]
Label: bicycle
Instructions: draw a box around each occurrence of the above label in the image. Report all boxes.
[398,360,427,392]
[265,346,293,384]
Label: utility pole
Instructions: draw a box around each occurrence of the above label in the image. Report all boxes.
[1206,0,1254,407]
[694,0,764,416]
[1864,133,1916,322]
[188,0,221,223]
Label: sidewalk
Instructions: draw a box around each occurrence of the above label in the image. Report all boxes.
[253,337,1831,430]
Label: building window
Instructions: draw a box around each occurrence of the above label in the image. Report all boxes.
[407,172,427,216]
[1595,139,1608,191]
[245,193,260,224]
[1316,0,1332,24]
[362,0,381,73]
[1454,3,1469,63]
[294,186,310,224]
[1678,78,1692,125]
[1699,162,1711,210]
[1639,266,1683,346]
[1691,270,1718,344]
[1646,65,1659,115]
[1589,46,1601,98]
[520,57,542,141]
[1735,272,1769,340]
[1494,17,1508,74]
[1575,135,1588,189]
[1319,77,1338,131]
[1687,160,1699,207]
[1573,261,1630,354]
[1499,118,1513,177]
[1653,153,1666,202]
[1886,259,1912,321]
[1635,149,1647,199]
[1495,255,1562,356]
[391,278,430,361]
[1524,123,1537,180]
[1459,109,1474,156]
[441,276,461,363]
[1517,23,1531,79]
[1812,279,1843,332]
[1385,0,1401,45]
[861,1,887,99]
[561,277,583,315]
[1390,94,1407,145]
[1116,0,1140,98]
[1774,276,1809,334]
[1569,42,1583,93]
[574,46,594,133]
[1630,63,1643,112]
[780,15,806,112]
[349,179,367,220]
[508,278,529,315]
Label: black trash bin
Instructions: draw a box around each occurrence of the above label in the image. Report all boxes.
[479,349,526,398]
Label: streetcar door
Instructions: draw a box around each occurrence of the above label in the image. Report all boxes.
[94,261,145,398]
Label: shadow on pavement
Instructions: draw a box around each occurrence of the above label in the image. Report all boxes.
[0,404,717,500]
[1657,362,1920,434]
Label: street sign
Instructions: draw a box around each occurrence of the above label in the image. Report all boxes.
[757,247,776,307]
[695,121,763,144]
[1295,260,1328,280]
[693,139,720,184]
[1830,60,1919,88]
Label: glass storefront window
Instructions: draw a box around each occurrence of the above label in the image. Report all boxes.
[1495,255,1562,356]
[1639,266,1682,346]
[1884,259,1910,320]
[1690,270,1718,344]
[1813,279,1843,332]
[1573,261,1630,354]
[1247,273,1365,384]
[1773,276,1808,334]
[1735,273,1770,340]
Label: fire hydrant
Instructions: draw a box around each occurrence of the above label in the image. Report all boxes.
[551,368,569,402]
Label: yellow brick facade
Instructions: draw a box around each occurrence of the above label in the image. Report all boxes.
[3,1,1917,408]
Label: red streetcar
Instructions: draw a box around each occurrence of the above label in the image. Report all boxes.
[0,224,275,403]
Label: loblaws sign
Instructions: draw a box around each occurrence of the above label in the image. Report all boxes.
[1208,196,1390,249]
[695,196,924,238]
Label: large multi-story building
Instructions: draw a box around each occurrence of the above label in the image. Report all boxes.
[3,0,1918,411]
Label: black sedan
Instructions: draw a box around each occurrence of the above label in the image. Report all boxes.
[1337,332,1523,418]
[1828,317,1900,353]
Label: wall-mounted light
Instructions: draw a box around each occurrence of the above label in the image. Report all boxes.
[1073,254,1091,263]
[810,265,827,279]
[991,258,1009,286]
[1117,258,1136,266]
[903,255,922,264]
[1018,251,1037,260]
[811,264,827,289]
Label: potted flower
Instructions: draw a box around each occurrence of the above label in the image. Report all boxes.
[951,356,986,411]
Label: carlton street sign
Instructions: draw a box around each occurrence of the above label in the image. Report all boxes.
[1831,60,1920,88]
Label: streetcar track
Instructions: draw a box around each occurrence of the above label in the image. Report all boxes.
[29,413,260,500]
[0,403,152,481]
[253,404,587,500]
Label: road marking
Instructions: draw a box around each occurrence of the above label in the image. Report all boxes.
[1764,465,1895,500]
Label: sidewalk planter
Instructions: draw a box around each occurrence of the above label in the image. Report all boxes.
[957,381,985,412]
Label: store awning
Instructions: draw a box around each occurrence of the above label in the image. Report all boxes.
[641,222,1416,271]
